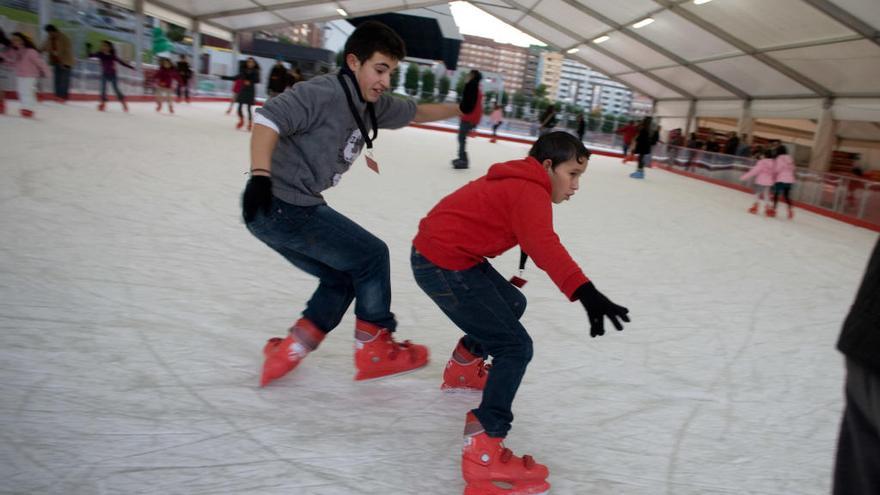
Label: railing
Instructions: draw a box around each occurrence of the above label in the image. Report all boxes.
[651,144,880,227]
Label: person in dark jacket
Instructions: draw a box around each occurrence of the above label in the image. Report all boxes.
[86,40,133,112]
[176,54,192,103]
[235,57,260,130]
[267,59,287,98]
[453,69,482,169]
[833,237,880,495]
[630,116,658,179]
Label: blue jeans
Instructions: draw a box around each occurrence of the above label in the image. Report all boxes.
[100,74,124,102]
[457,120,476,160]
[53,64,70,100]
[411,248,530,438]
[246,197,396,333]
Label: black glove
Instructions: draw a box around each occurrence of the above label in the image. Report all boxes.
[241,175,273,223]
[574,282,630,338]
[460,80,479,114]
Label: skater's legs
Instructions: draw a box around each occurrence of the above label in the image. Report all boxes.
[99,74,108,103]
[460,261,526,359]
[16,77,36,111]
[109,74,124,102]
[458,121,475,160]
[237,102,244,119]
[247,199,396,331]
[412,250,532,437]
[246,104,253,122]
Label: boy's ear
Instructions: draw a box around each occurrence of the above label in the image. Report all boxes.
[345,53,360,72]
[542,159,553,171]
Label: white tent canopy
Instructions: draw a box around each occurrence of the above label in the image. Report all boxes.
[117,0,880,127]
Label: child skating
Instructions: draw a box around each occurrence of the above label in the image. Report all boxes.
[154,57,179,114]
[411,131,630,495]
[772,147,796,219]
[86,40,133,112]
[741,149,776,216]
[242,21,465,387]
[2,32,49,118]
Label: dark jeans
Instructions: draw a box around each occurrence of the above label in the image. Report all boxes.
[100,74,124,102]
[637,153,651,170]
[833,358,880,495]
[457,120,476,160]
[411,248,530,438]
[176,81,190,100]
[246,197,396,333]
[238,103,252,121]
[492,122,502,137]
[53,64,70,99]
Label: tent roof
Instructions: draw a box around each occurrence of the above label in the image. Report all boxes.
[150,0,880,102]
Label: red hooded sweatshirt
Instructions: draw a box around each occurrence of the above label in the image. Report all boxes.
[413,156,588,300]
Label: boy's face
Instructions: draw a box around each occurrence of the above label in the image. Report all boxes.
[544,157,587,204]
[346,52,398,102]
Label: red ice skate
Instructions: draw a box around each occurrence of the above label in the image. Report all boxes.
[765,206,776,217]
[260,318,326,387]
[97,102,106,112]
[168,103,174,114]
[247,120,253,131]
[462,412,550,495]
[20,109,34,118]
[353,319,429,381]
[236,116,244,130]
[747,203,759,214]
[442,338,490,392]
[787,207,794,219]
[122,101,129,112]
[156,102,162,112]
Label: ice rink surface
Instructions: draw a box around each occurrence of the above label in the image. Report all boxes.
[1,101,877,495]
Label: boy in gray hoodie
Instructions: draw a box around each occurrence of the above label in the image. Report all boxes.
[243,21,465,386]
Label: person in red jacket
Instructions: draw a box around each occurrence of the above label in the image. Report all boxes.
[616,120,639,160]
[154,57,180,114]
[411,131,630,495]
[453,69,482,169]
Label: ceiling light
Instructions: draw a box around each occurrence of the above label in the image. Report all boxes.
[693,0,712,4]
[632,18,654,29]
[336,8,348,16]
[592,35,610,44]
[566,48,579,54]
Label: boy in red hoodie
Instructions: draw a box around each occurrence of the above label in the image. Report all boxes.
[412,131,630,495]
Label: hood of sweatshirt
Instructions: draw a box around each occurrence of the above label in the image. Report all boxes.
[486,156,552,194]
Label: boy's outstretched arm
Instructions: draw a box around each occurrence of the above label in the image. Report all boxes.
[413,103,461,123]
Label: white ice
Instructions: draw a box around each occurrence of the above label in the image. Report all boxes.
[0,101,877,495]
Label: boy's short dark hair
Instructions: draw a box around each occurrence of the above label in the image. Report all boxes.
[344,21,406,63]
[529,132,590,169]
[44,24,58,32]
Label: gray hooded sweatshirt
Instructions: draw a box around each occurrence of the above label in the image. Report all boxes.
[255,72,417,206]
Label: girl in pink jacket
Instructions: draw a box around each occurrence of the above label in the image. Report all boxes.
[3,32,50,118]
[741,149,777,216]
[772,147,796,219]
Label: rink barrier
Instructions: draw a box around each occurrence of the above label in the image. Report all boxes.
[411,123,880,233]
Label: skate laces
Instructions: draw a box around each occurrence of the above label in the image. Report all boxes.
[477,361,492,377]
[385,333,418,361]
[499,444,535,468]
